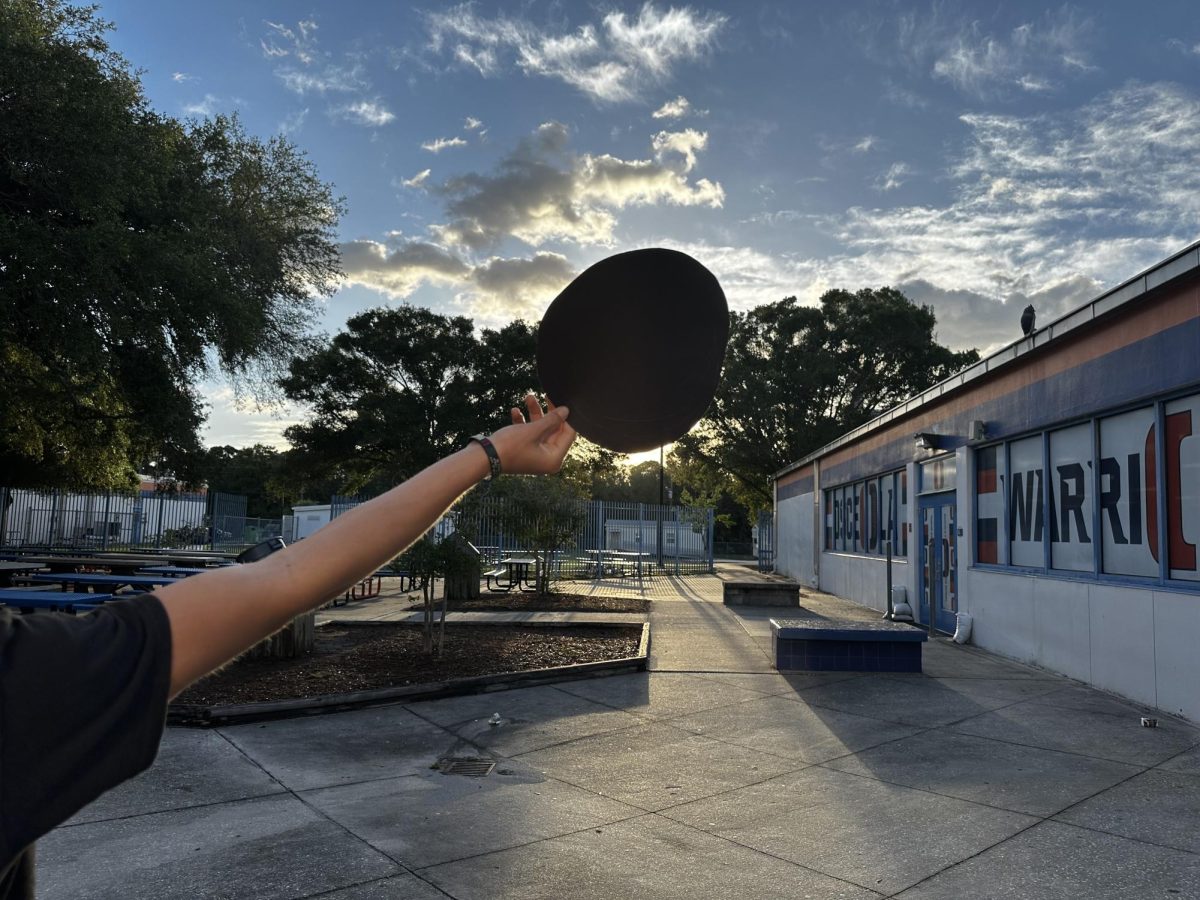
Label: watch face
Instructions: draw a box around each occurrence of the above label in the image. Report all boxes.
[537,248,728,453]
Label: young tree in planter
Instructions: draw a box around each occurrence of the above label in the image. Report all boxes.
[498,477,587,595]
[400,537,448,657]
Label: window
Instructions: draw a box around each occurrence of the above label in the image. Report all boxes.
[823,470,905,557]
[1049,423,1093,572]
[1099,407,1157,577]
[975,390,1200,587]
[1008,435,1044,568]
[975,444,1004,565]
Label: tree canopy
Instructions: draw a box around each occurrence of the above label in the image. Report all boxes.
[280,308,542,493]
[674,287,979,514]
[0,0,343,489]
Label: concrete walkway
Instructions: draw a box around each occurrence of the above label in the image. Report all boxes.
[42,571,1200,898]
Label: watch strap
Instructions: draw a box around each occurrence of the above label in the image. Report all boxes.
[471,434,502,480]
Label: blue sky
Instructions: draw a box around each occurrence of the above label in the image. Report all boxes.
[98,1,1200,450]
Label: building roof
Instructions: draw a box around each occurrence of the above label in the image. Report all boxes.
[773,239,1200,480]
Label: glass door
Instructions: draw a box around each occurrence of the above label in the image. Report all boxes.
[918,493,958,633]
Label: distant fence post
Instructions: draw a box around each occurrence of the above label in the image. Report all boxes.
[101,494,111,551]
[700,508,710,571]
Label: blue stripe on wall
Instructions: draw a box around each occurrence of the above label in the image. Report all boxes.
[778,476,813,501]
[819,317,1200,487]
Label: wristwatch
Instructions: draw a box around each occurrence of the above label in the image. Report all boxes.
[470,434,502,480]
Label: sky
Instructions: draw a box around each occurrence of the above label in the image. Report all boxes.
[97,0,1200,453]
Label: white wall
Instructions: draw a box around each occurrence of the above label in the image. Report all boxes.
[776,493,815,586]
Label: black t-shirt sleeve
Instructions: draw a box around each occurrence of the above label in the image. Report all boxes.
[0,594,173,862]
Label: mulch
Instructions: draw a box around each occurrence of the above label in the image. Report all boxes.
[415,591,650,614]
[171,620,642,707]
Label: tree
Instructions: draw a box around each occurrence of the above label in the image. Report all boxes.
[0,0,343,488]
[455,476,586,595]
[675,288,979,514]
[280,308,539,493]
[199,445,289,519]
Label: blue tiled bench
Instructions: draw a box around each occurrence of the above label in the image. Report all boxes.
[770,618,928,673]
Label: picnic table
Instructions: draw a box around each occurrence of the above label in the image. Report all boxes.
[27,573,184,593]
[582,550,656,580]
[10,555,167,574]
[485,556,539,592]
[0,589,112,614]
[137,565,224,577]
[0,561,49,587]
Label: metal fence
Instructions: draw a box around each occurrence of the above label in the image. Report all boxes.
[756,510,776,573]
[445,496,714,578]
[0,486,279,552]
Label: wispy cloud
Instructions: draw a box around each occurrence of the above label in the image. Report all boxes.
[278,107,309,134]
[401,168,432,188]
[853,135,879,153]
[338,100,395,126]
[884,6,1097,99]
[424,3,727,103]
[651,128,708,172]
[877,161,912,191]
[277,63,367,95]
[172,72,196,83]
[422,136,468,153]
[183,93,220,117]
[1167,38,1200,56]
[464,116,484,130]
[261,19,319,64]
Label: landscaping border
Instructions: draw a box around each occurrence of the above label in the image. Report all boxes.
[168,621,650,727]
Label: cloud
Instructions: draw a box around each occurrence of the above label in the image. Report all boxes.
[422,136,468,153]
[424,3,727,102]
[277,63,367,95]
[1167,38,1200,56]
[430,121,723,250]
[339,241,575,322]
[877,161,912,191]
[652,95,693,119]
[401,168,432,188]
[278,107,309,134]
[183,94,220,117]
[653,80,1200,355]
[464,116,484,130]
[172,72,196,83]
[853,135,879,153]
[339,240,472,297]
[888,6,1096,99]
[651,128,708,171]
[261,19,319,64]
[338,100,395,126]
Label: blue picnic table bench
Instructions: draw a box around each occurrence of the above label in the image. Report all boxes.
[27,573,184,593]
[0,590,113,613]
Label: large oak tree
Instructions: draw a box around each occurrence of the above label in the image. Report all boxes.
[0,0,343,488]
[675,287,980,514]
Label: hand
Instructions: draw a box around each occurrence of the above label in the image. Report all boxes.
[488,394,576,475]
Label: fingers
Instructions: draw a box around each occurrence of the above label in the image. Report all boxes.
[524,393,542,420]
[510,407,523,425]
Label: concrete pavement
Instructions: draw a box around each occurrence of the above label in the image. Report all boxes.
[41,569,1200,898]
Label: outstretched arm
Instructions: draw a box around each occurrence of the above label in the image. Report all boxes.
[156,396,575,698]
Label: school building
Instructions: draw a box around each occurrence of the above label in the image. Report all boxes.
[773,241,1200,722]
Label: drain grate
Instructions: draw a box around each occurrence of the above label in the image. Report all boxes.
[436,757,496,777]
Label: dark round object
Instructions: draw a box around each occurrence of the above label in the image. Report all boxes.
[236,536,286,564]
[537,248,728,453]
